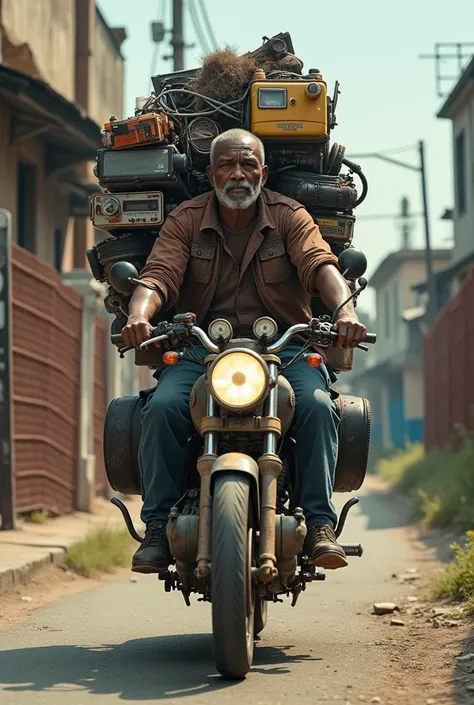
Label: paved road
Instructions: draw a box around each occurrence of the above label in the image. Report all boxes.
[0,485,417,705]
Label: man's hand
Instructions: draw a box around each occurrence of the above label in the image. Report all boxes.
[122,315,153,349]
[334,308,367,349]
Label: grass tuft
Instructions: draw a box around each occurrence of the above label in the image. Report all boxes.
[63,526,132,578]
[430,531,474,614]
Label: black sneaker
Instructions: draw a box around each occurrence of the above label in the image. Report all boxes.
[131,523,173,574]
[304,524,348,570]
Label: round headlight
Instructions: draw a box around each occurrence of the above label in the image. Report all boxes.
[209,350,269,411]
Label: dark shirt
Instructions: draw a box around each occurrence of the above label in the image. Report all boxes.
[201,219,282,336]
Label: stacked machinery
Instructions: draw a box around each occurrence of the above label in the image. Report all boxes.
[86,32,368,370]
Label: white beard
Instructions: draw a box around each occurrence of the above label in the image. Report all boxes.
[214,176,263,210]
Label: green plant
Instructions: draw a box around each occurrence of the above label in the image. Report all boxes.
[431,531,474,613]
[63,526,132,578]
[23,510,48,524]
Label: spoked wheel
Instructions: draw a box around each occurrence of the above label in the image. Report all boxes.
[211,472,255,680]
[254,598,268,637]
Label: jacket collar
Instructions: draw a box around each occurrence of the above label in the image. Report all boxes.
[199,188,276,234]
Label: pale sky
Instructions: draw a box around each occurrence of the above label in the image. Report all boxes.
[97,0,474,314]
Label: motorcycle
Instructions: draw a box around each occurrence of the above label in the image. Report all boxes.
[105,247,376,680]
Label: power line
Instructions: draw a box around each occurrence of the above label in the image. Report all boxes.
[187,0,212,55]
[196,0,218,50]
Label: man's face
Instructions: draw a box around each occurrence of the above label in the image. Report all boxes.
[207,137,268,210]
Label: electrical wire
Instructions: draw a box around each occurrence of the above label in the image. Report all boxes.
[196,0,218,50]
[186,0,212,55]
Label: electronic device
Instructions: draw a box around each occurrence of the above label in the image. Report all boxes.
[250,74,328,141]
[101,112,173,149]
[96,146,188,192]
[90,192,164,230]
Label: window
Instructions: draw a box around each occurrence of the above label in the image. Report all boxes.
[17,162,37,253]
[54,229,63,272]
[384,289,390,339]
[393,280,399,330]
[455,130,466,215]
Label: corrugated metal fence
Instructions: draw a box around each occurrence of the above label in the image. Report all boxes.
[424,267,474,451]
[12,245,82,514]
[93,314,108,495]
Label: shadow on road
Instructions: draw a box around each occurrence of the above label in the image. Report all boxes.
[355,483,415,531]
[0,633,320,700]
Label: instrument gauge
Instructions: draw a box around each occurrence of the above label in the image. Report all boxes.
[208,318,233,343]
[253,317,278,342]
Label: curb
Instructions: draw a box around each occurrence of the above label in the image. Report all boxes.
[0,546,66,595]
[0,518,144,596]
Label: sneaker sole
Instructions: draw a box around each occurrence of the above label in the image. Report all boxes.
[131,563,169,575]
[313,551,349,570]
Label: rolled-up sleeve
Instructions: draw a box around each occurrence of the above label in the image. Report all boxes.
[138,211,191,308]
[284,207,339,296]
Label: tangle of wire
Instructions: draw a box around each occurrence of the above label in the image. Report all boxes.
[154,85,250,121]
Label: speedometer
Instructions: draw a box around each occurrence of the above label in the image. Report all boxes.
[253,317,278,342]
[208,318,233,343]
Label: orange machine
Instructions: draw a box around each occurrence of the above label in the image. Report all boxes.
[102,112,174,150]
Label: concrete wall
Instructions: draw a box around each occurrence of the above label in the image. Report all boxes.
[450,86,474,265]
[0,102,71,266]
[1,0,76,102]
[89,11,125,126]
[373,256,451,366]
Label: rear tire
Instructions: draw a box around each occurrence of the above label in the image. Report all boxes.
[211,472,255,680]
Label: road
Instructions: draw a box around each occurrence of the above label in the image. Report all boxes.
[0,483,430,705]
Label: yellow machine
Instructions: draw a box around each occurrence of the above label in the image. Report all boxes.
[250,70,328,141]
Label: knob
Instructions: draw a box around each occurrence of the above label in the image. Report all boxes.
[100,197,121,218]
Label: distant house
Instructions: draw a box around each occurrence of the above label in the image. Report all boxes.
[349,248,452,449]
[433,55,474,299]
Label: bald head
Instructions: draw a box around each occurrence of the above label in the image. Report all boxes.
[210,128,265,167]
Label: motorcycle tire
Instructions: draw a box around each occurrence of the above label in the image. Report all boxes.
[211,473,255,680]
[254,599,268,637]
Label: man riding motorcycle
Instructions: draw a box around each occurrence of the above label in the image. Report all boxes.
[121,128,367,575]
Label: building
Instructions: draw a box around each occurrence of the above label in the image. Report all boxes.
[432,55,474,298]
[0,1,136,527]
[349,248,452,449]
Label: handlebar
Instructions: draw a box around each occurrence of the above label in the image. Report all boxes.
[111,320,376,356]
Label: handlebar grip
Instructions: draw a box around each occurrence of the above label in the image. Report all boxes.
[111,333,124,345]
[364,333,377,344]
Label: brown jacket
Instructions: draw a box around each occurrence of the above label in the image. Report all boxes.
[138,188,339,328]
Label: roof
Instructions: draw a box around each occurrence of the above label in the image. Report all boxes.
[412,250,474,292]
[0,64,101,169]
[438,54,474,119]
[369,248,452,290]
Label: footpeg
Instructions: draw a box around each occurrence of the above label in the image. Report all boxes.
[341,543,363,557]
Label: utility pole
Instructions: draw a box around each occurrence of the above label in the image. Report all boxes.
[348,140,437,324]
[399,196,413,249]
[419,140,436,321]
[171,0,185,71]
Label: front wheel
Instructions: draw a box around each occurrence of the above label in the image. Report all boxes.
[254,598,268,637]
[211,472,255,679]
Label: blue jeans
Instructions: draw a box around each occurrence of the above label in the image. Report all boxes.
[139,344,339,528]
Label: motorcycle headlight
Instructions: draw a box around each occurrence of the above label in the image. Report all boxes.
[209,350,269,411]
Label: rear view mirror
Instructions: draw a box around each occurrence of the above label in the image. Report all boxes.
[338,248,367,280]
[109,261,140,295]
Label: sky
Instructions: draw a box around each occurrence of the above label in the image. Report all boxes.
[97,0,474,314]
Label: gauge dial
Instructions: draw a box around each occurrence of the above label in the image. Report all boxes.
[253,316,278,341]
[208,318,233,343]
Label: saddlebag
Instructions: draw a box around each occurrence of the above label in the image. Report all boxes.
[333,394,371,492]
[103,392,372,496]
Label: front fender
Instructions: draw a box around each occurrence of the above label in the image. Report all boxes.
[211,453,260,519]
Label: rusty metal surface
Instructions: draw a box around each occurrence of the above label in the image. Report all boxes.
[11,245,82,515]
[424,267,474,451]
[94,314,108,494]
